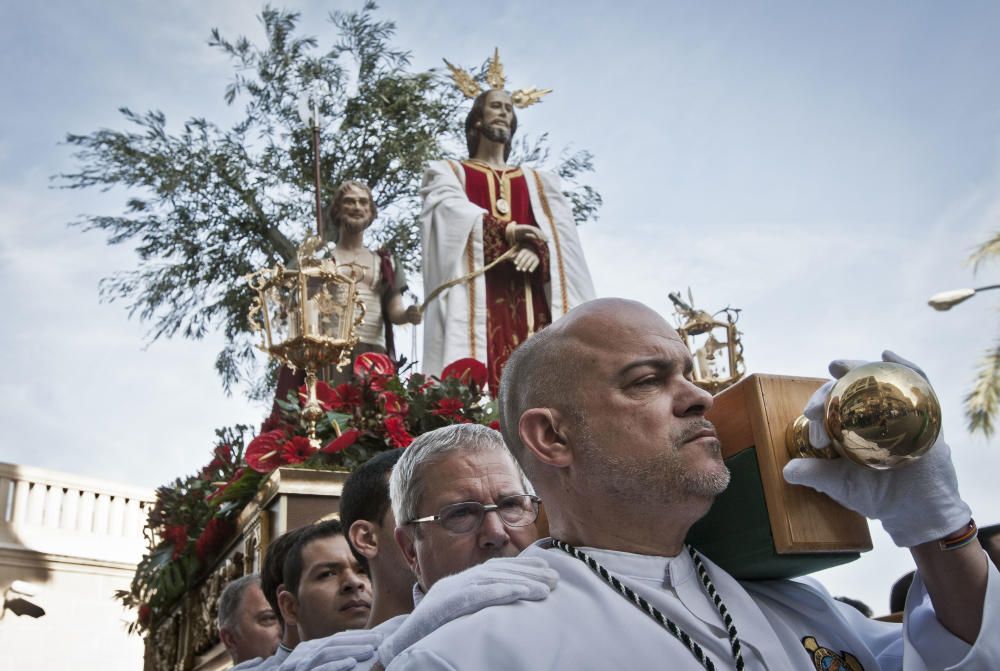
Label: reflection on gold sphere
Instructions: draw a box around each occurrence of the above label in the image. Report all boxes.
[825,362,941,470]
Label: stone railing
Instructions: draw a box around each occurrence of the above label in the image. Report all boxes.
[0,462,154,564]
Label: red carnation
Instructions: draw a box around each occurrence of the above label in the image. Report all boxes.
[321,429,360,454]
[379,391,409,417]
[245,430,289,473]
[260,409,286,433]
[162,525,188,559]
[138,604,151,628]
[489,420,501,431]
[195,517,234,563]
[384,415,413,448]
[281,436,316,465]
[432,397,465,421]
[208,467,245,502]
[330,383,363,411]
[440,358,488,388]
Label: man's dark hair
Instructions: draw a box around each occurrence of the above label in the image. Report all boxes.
[889,571,915,613]
[833,595,872,618]
[977,522,1000,546]
[261,527,308,627]
[282,519,345,597]
[339,450,404,570]
[465,90,517,161]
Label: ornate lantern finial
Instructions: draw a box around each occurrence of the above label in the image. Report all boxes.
[668,289,745,394]
[246,241,366,445]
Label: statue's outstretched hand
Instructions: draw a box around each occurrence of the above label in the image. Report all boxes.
[512,248,540,273]
[404,305,422,325]
[783,351,971,548]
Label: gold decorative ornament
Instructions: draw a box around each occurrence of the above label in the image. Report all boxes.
[246,239,366,446]
[668,290,745,393]
[245,79,366,448]
[443,47,553,108]
[785,362,942,470]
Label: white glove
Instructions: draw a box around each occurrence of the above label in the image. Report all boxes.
[279,631,380,671]
[783,350,972,548]
[377,556,558,666]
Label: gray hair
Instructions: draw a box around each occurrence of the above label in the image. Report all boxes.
[217,574,260,633]
[388,424,532,526]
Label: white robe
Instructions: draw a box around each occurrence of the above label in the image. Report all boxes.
[418,160,595,377]
[388,541,1000,670]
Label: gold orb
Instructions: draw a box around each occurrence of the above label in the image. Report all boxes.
[824,362,941,470]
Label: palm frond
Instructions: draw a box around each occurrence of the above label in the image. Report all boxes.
[967,230,1000,273]
[964,346,1000,436]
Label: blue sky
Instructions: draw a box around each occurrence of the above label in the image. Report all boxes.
[2,0,1000,612]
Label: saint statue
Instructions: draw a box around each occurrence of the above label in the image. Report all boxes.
[317,180,421,380]
[272,181,420,408]
[420,50,595,392]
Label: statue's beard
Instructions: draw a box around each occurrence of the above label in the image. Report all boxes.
[480,123,511,145]
[336,212,373,235]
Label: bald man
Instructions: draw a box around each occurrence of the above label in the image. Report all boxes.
[389,298,999,670]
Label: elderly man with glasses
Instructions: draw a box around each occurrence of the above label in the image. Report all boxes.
[278,424,556,671]
[390,422,541,589]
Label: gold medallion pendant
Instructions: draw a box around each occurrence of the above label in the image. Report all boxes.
[496,197,510,215]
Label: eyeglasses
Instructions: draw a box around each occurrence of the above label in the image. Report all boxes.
[407,494,541,535]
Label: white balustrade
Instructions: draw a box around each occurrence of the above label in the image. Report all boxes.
[0,462,155,564]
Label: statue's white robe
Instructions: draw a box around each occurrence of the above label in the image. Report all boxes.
[389,541,1000,671]
[419,160,595,377]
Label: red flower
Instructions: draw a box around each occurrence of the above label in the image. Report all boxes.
[245,430,289,473]
[208,467,245,502]
[214,444,233,461]
[330,383,363,411]
[354,352,395,380]
[298,380,341,412]
[138,604,151,628]
[384,415,413,448]
[195,517,234,562]
[432,397,465,421]
[260,409,286,433]
[489,420,501,431]
[281,436,316,465]
[321,429,360,454]
[162,525,188,559]
[440,358,488,388]
[379,391,409,417]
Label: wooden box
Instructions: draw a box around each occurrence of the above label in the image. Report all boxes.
[686,374,873,579]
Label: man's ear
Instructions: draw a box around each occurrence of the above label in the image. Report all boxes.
[519,408,573,468]
[218,625,237,654]
[394,525,422,583]
[349,520,379,561]
[277,588,298,628]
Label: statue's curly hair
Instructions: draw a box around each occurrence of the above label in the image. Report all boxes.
[322,180,377,242]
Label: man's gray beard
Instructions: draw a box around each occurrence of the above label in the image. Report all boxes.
[575,417,731,506]
[480,123,511,145]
